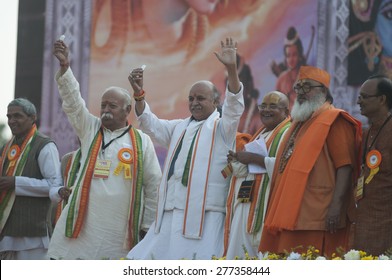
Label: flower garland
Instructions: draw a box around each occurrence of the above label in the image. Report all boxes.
[210,246,392,260]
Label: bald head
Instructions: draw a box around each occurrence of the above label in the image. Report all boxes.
[258,91,289,131]
[100,86,132,131]
[263,91,289,109]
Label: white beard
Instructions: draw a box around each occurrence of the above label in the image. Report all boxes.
[291,92,326,122]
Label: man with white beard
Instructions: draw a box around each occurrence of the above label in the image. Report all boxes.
[259,66,362,257]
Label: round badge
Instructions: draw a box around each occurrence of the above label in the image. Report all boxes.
[7,145,21,161]
[118,148,133,164]
[366,150,382,169]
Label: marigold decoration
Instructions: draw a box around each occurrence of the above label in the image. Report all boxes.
[213,246,392,260]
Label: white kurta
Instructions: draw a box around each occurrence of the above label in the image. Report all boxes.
[225,125,289,259]
[127,84,244,259]
[47,68,162,260]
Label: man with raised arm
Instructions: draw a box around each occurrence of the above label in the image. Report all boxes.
[127,38,244,259]
[47,39,162,260]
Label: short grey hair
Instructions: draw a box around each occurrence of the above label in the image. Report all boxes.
[102,86,132,108]
[8,98,37,116]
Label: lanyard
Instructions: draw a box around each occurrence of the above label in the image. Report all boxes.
[100,125,132,154]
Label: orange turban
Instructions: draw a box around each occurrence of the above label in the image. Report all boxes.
[298,66,330,88]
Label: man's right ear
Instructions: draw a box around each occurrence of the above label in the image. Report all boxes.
[30,114,37,125]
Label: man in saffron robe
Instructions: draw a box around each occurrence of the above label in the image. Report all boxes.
[224,91,291,259]
[126,38,244,259]
[47,39,162,260]
[0,98,62,260]
[353,75,392,256]
[259,66,362,257]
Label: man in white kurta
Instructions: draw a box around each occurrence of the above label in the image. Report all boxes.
[224,91,291,259]
[126,38,244,259]
[47,40,162,260]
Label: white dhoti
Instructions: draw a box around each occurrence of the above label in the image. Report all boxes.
[127,209,225,260]
[225,202,262,259]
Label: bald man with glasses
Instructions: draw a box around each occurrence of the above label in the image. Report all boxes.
[354,75,392,256]
[224,91,291,259]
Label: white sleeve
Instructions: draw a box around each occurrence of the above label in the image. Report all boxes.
[140,133,162,231]
[220,83,245,147]
[55,67,100,141]
[49,186,63,203]
[136,102,182,148]
[15,142,62,197]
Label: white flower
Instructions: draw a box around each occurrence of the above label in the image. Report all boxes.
[258,251,269,260]
[344,249,361,260]
[315,256,327,260]
[378,254,390,260]
[287,252,302,260]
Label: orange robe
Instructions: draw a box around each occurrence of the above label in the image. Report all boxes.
[259,103,362,257]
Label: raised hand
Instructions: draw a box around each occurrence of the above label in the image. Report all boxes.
[215,38,241,93]
[214,37,237,67]
[53,39,69,66]
[128,67,144,95]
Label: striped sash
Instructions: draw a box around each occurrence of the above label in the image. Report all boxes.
[0,125,38,231]
[246,120,291,233]
[64,126,144,249]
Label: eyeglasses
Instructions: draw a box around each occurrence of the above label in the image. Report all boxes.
[257,104,287,111]
[293,84,324,94]
[357,94,381,101]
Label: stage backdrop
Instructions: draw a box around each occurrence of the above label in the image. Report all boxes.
[88,0,317,135]
[40,0,391,159]
[88,0,317,163]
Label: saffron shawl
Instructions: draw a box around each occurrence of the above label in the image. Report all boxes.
[264,104,362,233]
[0,125,37,232]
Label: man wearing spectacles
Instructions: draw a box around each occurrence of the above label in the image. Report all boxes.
[224,91,291,259]
[259,66,362,257]
[353,75,392,256]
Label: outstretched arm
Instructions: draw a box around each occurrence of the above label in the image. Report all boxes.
[53,38,70,76]
[128,67,146,116]
[228,150,266,168]
[214,37,240,94]
[52,37,99,140]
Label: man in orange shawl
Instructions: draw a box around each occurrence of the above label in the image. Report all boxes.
[259,66,362,257]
